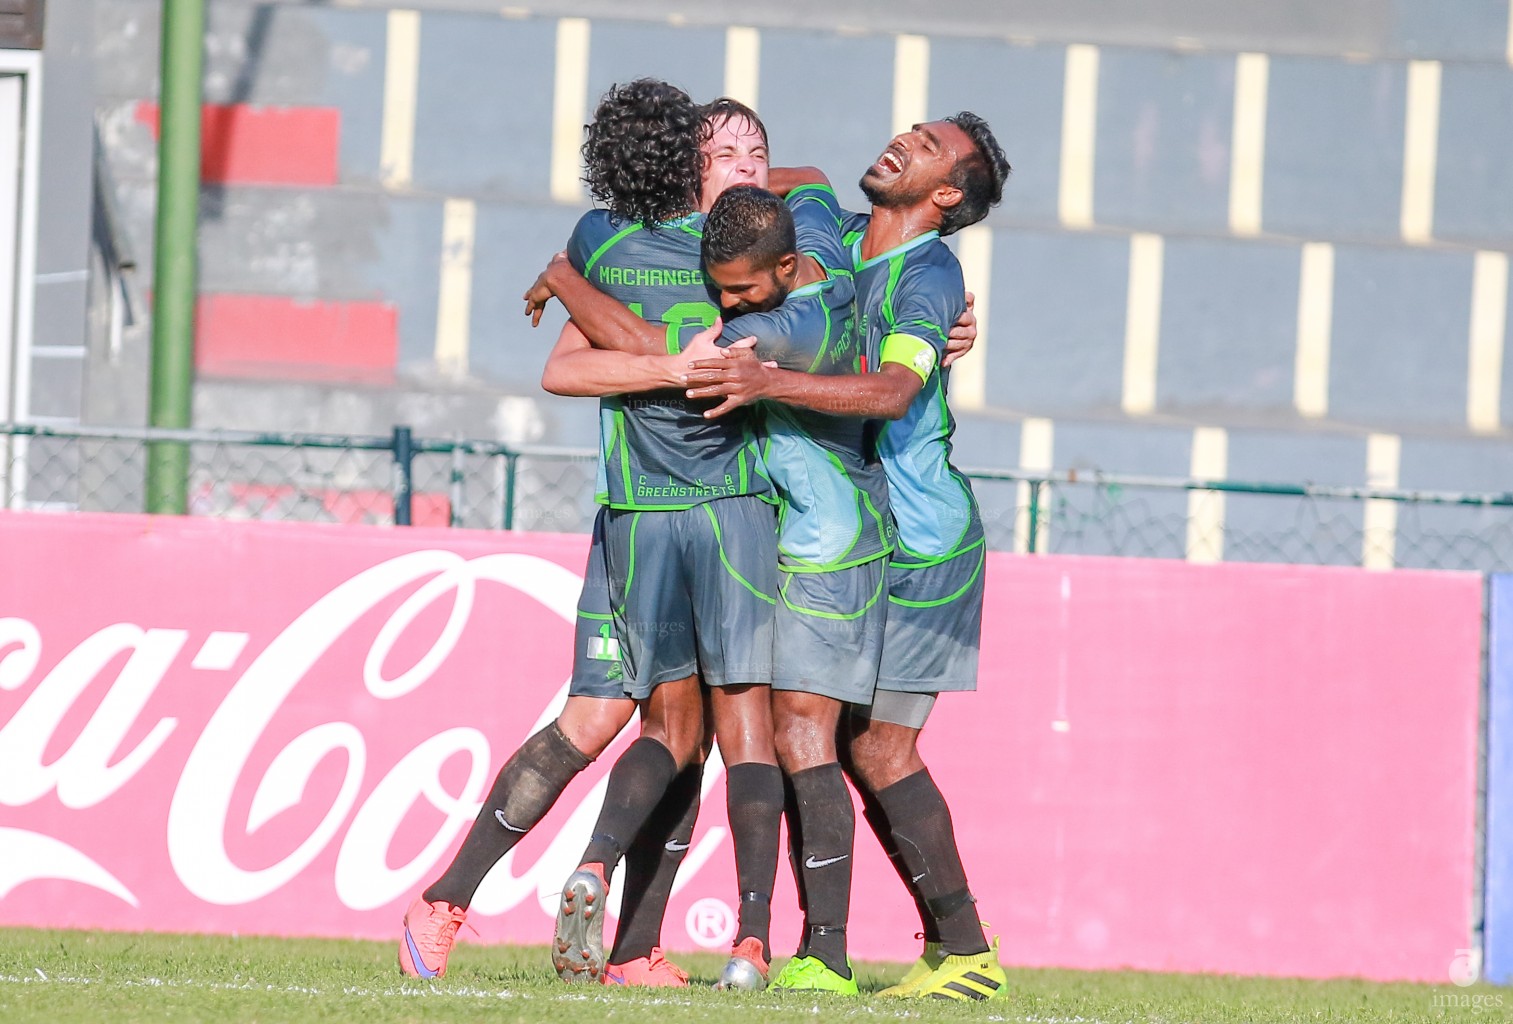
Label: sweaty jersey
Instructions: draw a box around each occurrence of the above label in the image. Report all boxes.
[721,186,893,572]
[841,211,984,565]
[567,210,772,510]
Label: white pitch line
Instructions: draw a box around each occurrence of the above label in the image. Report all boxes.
[0,972,1119,1021]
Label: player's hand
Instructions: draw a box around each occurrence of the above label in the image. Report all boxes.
[683,339,770,418]
[944,291,977,367]
[521,251,571,328]
[677,318,725,365]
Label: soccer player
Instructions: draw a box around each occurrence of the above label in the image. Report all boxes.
[537,98,785,990]
[683,113,1014,1001]
[703,185,891,998]
[398,79,721,988]
[535,178,890,996]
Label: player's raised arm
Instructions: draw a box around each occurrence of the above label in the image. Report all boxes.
[524,253,668,355]
[767,166,831,197]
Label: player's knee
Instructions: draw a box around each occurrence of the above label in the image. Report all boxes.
[845,728,918,791]
[557,697,634,759]
[641,704,704,769]
[775,718,836,773]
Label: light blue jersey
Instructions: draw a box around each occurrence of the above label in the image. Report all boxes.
[719,188,893,571]
[842,212,984,565]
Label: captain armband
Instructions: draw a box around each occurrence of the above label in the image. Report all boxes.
[879,333,939,384]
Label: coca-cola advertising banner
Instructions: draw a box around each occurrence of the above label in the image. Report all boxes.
[0,512,1483,981]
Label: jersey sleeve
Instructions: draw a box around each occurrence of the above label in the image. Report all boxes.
[879,260,965,385]
[565,210,616,275]
[787,186,848,275]
[718,308,811,371]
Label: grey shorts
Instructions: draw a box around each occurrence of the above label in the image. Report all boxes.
[568,508,629,699]
[772,556,887,705]
[877,543,985,694]
[603,495,778,699]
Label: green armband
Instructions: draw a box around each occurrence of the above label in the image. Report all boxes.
[879,332,938,384]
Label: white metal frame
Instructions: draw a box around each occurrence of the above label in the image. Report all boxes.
[0,49,43,508]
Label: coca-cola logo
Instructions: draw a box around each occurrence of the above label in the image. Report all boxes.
[0,547,729,924]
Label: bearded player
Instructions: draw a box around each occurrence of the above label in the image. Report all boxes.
[684,113,1014,1001]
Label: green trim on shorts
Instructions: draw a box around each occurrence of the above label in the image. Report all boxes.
[780,545,892,574]
[887,546,985,609]
[604,513,642,618]
[779,565,885,621]
[600,491,781,512]
[700,502,777,605]
[889,533,986,570]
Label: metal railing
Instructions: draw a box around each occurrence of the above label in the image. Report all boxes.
[4,421,1513,572]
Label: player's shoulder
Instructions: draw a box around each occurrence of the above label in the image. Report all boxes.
[568,209,642,270]
[787,183,844,222]
[901,237,965,289]
[719,306,787,348]
[572,208,632,241]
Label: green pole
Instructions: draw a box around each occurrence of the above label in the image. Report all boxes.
[145,0,204,514]
[1026,479,1042,554]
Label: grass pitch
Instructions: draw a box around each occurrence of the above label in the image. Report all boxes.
[0,927,1489,1023]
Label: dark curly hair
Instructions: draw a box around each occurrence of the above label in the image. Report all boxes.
[581,79,702,227]
[702,185,795,270]
[939,111,1012,236]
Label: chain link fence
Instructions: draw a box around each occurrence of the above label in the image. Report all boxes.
[5,422,1513,572]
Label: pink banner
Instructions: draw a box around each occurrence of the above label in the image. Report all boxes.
[0,512,1481,981]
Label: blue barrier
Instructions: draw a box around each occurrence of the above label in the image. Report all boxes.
[1487,576,1513,984]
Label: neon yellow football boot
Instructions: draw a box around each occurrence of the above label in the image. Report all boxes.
[770,955,860,996]
[909,937,1008,1001]
[877,939,944,997]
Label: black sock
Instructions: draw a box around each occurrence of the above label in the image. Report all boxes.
[725,761,783,959]
[875,769,988,956]
[782,773,810,956]
[854,778,939,944]
[581,737,678,879]
[789,762,855,978]
[425,722,592,908]
[610,761,702,964]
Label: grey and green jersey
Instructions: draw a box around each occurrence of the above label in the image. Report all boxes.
[841,211,984,565]
[567,209,773,510]
[720,187,893,572]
